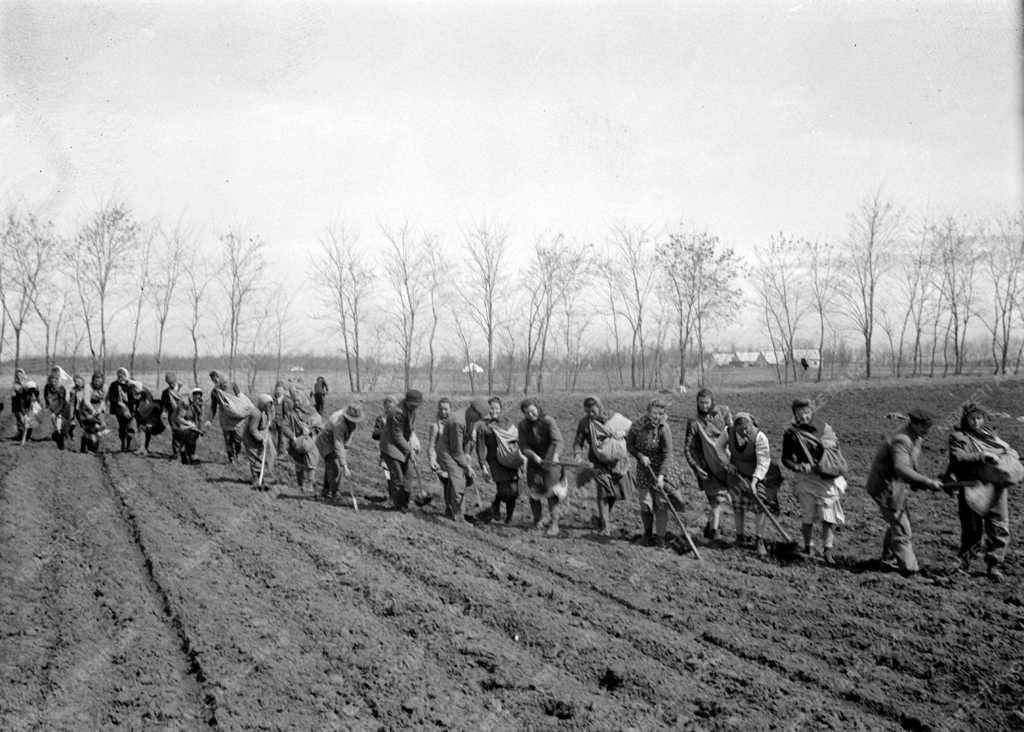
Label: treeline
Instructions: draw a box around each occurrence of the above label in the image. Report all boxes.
[1,194,1022,393]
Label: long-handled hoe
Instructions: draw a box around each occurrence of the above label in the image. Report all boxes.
[738,475,801,559]
[257,439,268,489]
[643,463,703,561]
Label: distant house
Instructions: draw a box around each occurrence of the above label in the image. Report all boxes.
[705,352,736,369]
[732,351,763,367]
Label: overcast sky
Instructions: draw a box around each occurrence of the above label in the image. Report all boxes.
[0,0,1021,354]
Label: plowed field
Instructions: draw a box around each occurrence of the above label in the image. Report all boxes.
[3,377,1024,730]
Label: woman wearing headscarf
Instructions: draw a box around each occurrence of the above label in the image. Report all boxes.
[627,397,680,548]
[242,394,277,490]
[11,367,28,440]
[573,395,631,536]
[946,402,1019,582]
[518,398,565,536]
[281,383,321,489]
[781,398,847,563]
[684,388,733,543]
[727,412,772,557]
[209,370,247,463]
[106,367,137,452]
[474,396,521,524]
[43,367,73,450]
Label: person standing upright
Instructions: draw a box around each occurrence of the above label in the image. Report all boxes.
[684,388,733,544]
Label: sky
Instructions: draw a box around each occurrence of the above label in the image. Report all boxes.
[0,0,1021,355]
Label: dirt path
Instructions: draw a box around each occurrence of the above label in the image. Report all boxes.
[0,442,209,730]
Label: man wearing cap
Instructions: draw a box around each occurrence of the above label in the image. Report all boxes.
[317,403,363,500]
[865,408,944,576]
[380,389,424,510]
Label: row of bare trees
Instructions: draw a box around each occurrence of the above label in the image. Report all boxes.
[752,194,1024,384]
[3,195,1023,393]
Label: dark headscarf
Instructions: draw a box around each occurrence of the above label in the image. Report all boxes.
[959,402,990,434]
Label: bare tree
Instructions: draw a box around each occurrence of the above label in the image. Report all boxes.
[1,212,58,369]
[805,240,841,382]
[981,212,1023,374]
[183,252,213,387]
[311,223,374,392]
[557,242,598,390]
[753,233,811,384]
[424,241,446,393]
[380,221,430,392]
[126,223,156,374]
[932,216,979,375]
[267,285,294,383]
[841,192,900,379]
[451,309,477,393]
[462,219,510,394]
[522,234,569,394]
[892,227,941,377]
[74,201,142,372]
[656,228,742,388]
[218,229,266,380]
[32,282,71,371]
[150,217,190,386]
[606,223,657,389]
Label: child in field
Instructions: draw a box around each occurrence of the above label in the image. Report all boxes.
[133,385,166,455]
[77,390,107,453]
[171,388,206,465]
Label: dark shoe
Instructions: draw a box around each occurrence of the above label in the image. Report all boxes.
[878,559,901,574]
[641,532,655,547]
[413,493,433,507]
[702,522,712,539]
[734,534,747,548]
[652,535,666,549]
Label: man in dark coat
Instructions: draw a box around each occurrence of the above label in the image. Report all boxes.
[379,389,425,511]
